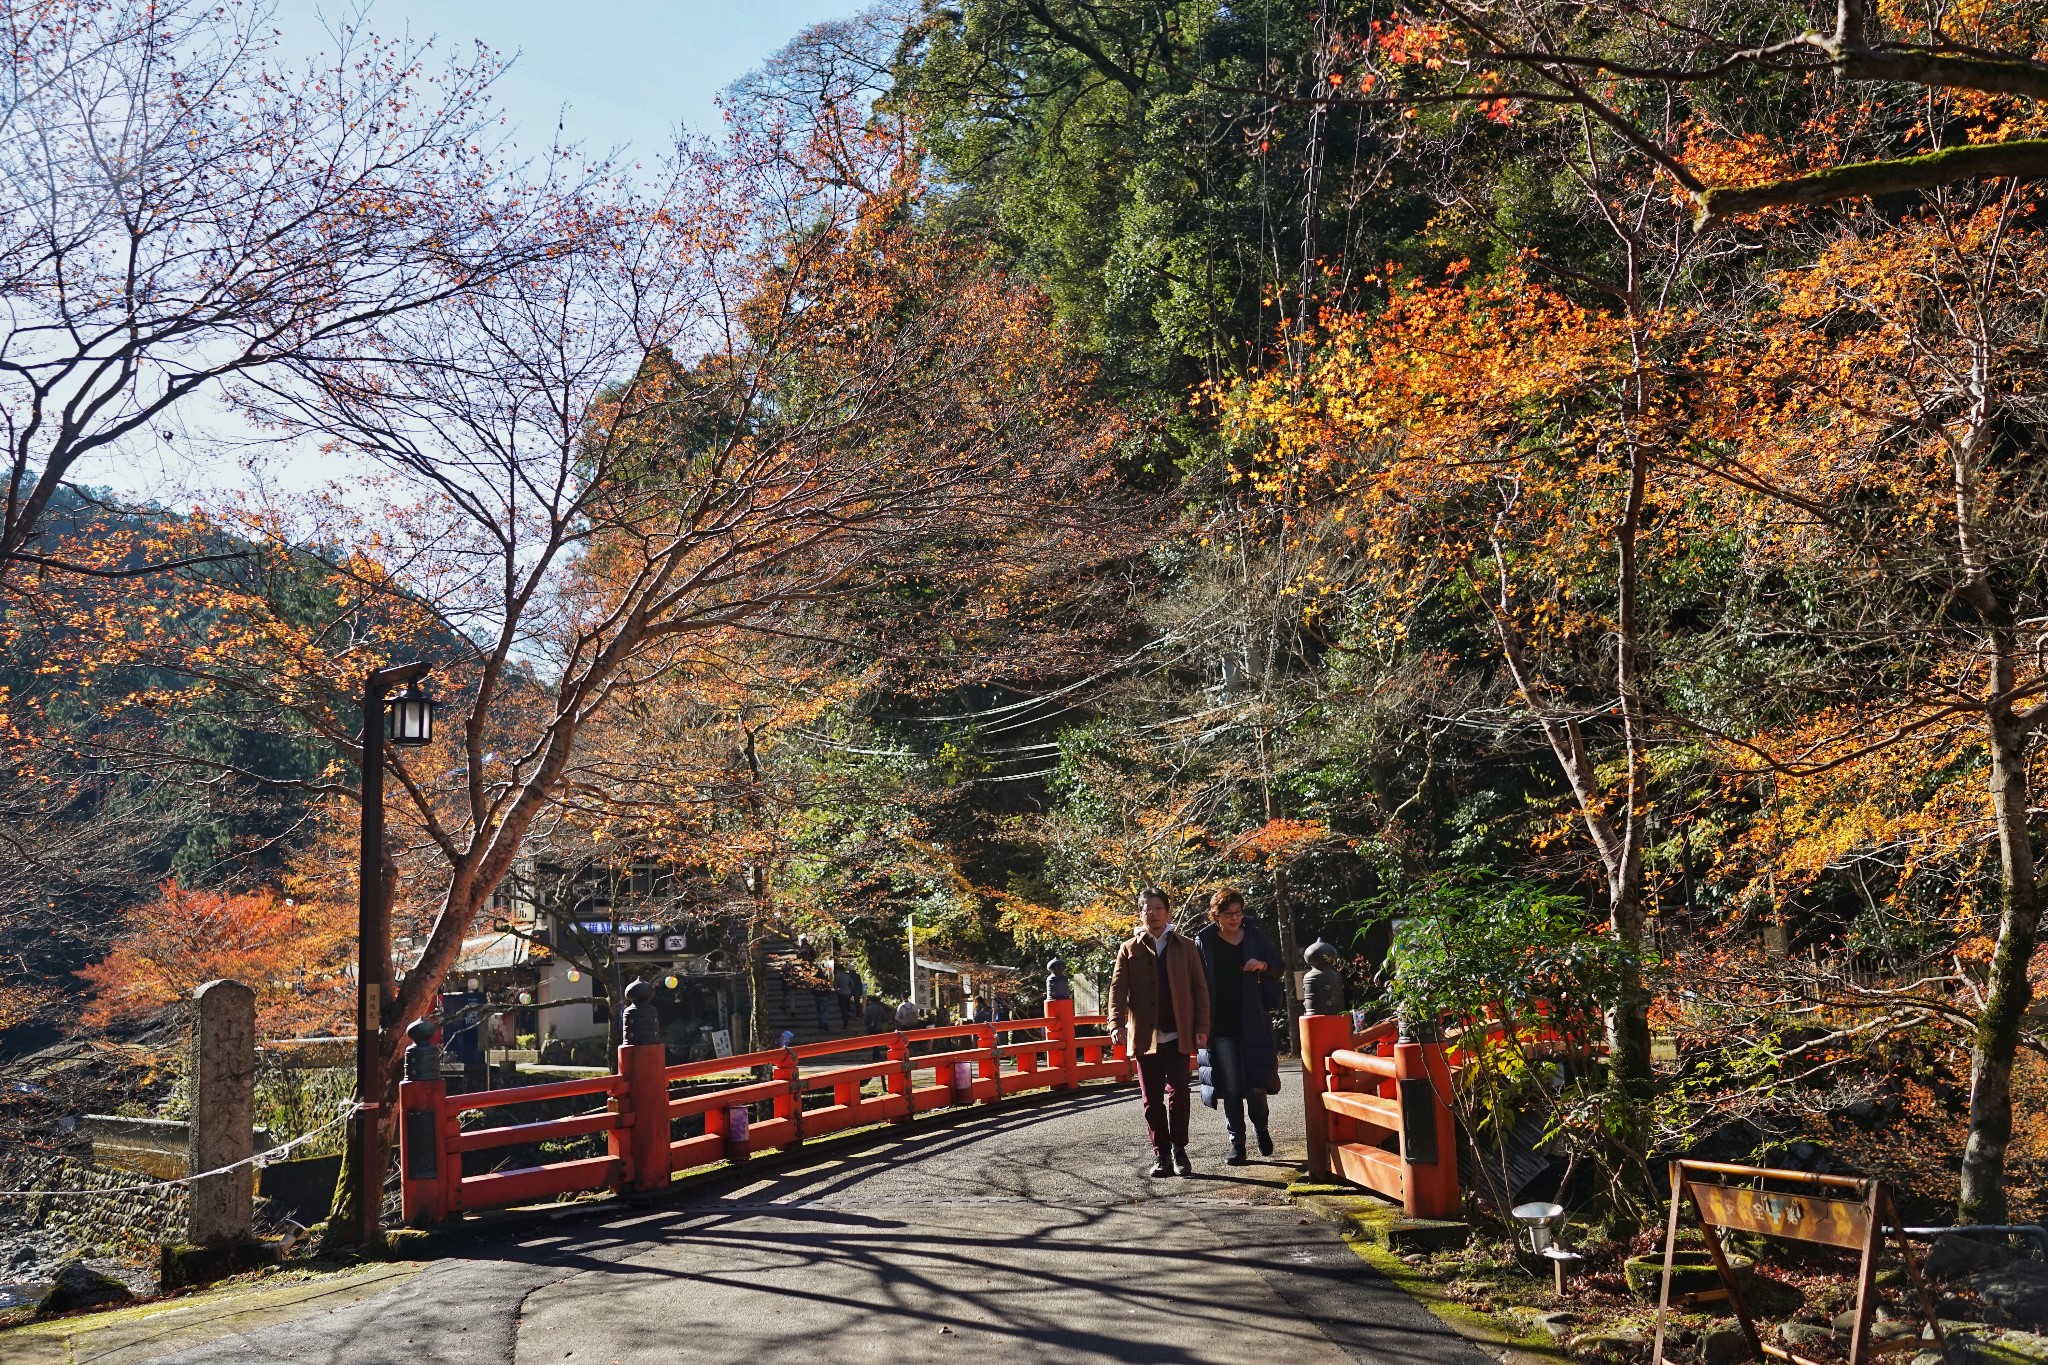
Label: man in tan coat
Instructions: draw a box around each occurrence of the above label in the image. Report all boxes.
[1109,887,1211,1176]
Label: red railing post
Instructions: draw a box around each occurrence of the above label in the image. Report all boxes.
[1044,997,1076,1088]
[441,1097,462,1216]
[975,1022,999,1100]
[887,1032,912,1122]
[773,1048,801,1147]
[1405,1039,1459,1219]
[398,1019,450,1226]
[397,1072,447,1225]
[1299,1011,1352,1184]
[617,1040,670,1194]
[1392,1039,1459,1218]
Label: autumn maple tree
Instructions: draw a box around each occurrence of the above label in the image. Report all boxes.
[34,73,1115,1131]
[78,881,354,1038]
[1685,191,2048,1221]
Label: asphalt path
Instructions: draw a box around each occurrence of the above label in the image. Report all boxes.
[129,1072,1495,1365]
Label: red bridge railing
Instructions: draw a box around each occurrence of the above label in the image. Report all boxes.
[1300,1003,1599,1220]
[1299,1013,1459,1219]
[396,997,1130,1225]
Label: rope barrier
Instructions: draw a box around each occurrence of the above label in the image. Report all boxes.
[0,1102,363,1200]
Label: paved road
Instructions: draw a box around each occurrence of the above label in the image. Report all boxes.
[125,1077,1494,1365]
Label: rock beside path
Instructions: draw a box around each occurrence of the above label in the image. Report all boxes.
[1973,1262,2048,1329]
[1780,1322,1836,1352]
[38,1261,134,1314]
[1570,1326,1647,1360]
[1928,1236,2023,1283]
[1702,1327,1750,1365]
[1934,1328,2048,1365]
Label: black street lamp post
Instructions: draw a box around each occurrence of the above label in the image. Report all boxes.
[349,662,434,1246]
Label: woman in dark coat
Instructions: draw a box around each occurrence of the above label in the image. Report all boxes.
[1195,887,1284,1165]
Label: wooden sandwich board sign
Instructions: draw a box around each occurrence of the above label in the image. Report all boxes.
[1651,1159,1949,1365]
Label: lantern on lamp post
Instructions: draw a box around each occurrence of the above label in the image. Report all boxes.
[386,680,435,745]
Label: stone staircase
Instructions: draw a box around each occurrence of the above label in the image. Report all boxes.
[755,935,862,1049]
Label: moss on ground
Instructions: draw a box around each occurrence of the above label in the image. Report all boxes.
[1338,1226,1566,1358]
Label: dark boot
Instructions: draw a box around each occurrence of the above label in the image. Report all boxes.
[1173,1146,1193,1176]
[1149,1155,1172,1178]
[1256,1125,1274,1157]
[1225,1140,1247,1166]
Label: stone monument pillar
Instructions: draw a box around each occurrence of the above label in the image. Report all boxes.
[188,978,257,1246]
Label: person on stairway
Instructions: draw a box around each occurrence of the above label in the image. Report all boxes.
[1195,887,1283,1166]
[1109,887,1210,1178]
[835,963,857,1026]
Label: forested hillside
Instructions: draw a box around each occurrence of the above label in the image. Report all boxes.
[4,0,2047,1231]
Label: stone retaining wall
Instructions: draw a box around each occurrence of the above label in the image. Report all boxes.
[1,1152,188,1258]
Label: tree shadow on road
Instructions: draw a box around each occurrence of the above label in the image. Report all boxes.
[436,1089,1484,1365]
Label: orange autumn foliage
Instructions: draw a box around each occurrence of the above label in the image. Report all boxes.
[1690,205,2048,934]
[1219,267,1663,645]
[1222,818,1334,866]
[79,881,354,1036]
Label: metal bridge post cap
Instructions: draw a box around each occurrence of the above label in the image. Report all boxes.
[402,1018,443,1082]
[621,978,660,1046]
[1302,940,1346,1017]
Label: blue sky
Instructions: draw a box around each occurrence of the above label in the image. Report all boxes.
[277,1,868,155]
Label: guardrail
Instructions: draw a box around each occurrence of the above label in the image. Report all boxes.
[1299,1012,1459,1219]
[1300,1003,1600,1219]
[396,996,1130,1225]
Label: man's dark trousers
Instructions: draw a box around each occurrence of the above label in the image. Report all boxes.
[1135,1048,1191,1156]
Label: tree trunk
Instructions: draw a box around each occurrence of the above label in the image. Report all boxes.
[1271,866,1303,1052]
[1606,335,1656,1107]
[1951,345,2038,1225]
[605,961,625,1061]
[740,724,774,1052]
[1258,724,1303,1045]
[1489,427,1656,1109]
[748,898,771,1052]
[1603,868,1655,1106]
[1959,706,2042,1223]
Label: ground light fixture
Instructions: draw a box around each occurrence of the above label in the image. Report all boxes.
[1513,1201,1564,1251]
[1512,1201,1582,1293]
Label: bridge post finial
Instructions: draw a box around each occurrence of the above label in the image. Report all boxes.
[1301,939,1346,1016]
[403,1017,443,1081]
[622,978,660,1047]
[1044,957,1071,1003]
